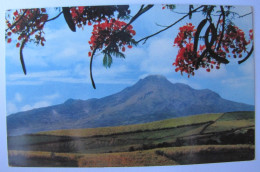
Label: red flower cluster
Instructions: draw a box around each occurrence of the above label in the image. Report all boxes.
[70,7,87,28]
[221,25,251,59]
[88,18,136,56]
[173,43,195,76]
[6,8,48,48]
[70,6,131,29]
[173,22,253,77]
[174,23,196,48]
[173,23,198,76]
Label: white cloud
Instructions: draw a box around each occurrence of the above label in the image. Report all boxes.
[124,47,147,64]
[6,80,44,86]
[6,43,48,68]
[14,93,22,102]
[22,48,49,67]
[59,48,78,58]
[140,37,177,74]
[8,93,60,114]
[42,24,93,66]
[21,101,51,112]
[6,70,73,85]
[8,70,68,80]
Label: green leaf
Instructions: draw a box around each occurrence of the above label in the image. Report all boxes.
[110,51,125,58]
[166,5,176,11]
[103,53,113,68]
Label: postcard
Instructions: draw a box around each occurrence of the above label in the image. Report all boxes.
[5,4,255,167]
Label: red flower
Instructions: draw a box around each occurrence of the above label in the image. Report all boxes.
[78,6,84,14]
[13,11,18,16]
[7,38,12,43]
[41,8,46,13]
[7,32,12,36]
[199,45,206,51]
[88,52,92,57]
[127,45,132,49]
[130,30,136,36]
[16,43,20,47]
[122,47,125,52]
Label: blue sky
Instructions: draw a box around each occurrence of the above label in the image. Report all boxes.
[5,4,255,115]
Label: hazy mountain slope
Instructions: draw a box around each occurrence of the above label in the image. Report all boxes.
[7,75,254,136]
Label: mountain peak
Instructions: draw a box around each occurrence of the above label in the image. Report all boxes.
[142,75,167,80]
[64,98,76,104]
[137,75,171,85]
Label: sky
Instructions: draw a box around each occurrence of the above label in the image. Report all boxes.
[5,4,255,115]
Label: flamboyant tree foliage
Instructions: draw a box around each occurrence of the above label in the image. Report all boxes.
[5,5,254,88]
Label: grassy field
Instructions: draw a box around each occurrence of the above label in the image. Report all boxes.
[37,113,223,137]
[8,144,254,167]
[8,111,255,167]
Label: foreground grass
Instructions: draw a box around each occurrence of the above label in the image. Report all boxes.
[8,144,254,167]
[156,144,255,164]
[8,111,255,167]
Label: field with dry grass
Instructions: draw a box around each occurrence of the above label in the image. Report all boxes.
[8,111,255,167]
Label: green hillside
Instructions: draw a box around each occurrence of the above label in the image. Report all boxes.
[37,113,223,137]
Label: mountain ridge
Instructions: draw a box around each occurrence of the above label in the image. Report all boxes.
[7,75,254,136]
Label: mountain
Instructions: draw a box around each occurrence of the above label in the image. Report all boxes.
[7,75,254,136]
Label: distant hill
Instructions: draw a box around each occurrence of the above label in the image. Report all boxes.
[7,75,254,136]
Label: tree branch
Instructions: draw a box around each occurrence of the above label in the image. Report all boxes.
[20,40,27,75]
[46,12,63,22]
[90,46,98,89]
[137,5,204,44]
[238,12,252,18]
[121,5,153,31]
[238,46,254,64]
[216,6,225,51]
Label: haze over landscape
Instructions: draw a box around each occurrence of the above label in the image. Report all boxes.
[7,75,254,136]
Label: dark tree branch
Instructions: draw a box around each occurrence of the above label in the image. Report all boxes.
[216,6,225,51]
[46,12,63,22]
[90,46,99,89]
[137,5,204,44]
[62,7,76,32]
[19,40,27,75]
[121,5,154,31]
[205,23,229,64]
[238,46,254,64]
[155,23,169,27]
[239,12,252,18]
[193,19,207,55]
